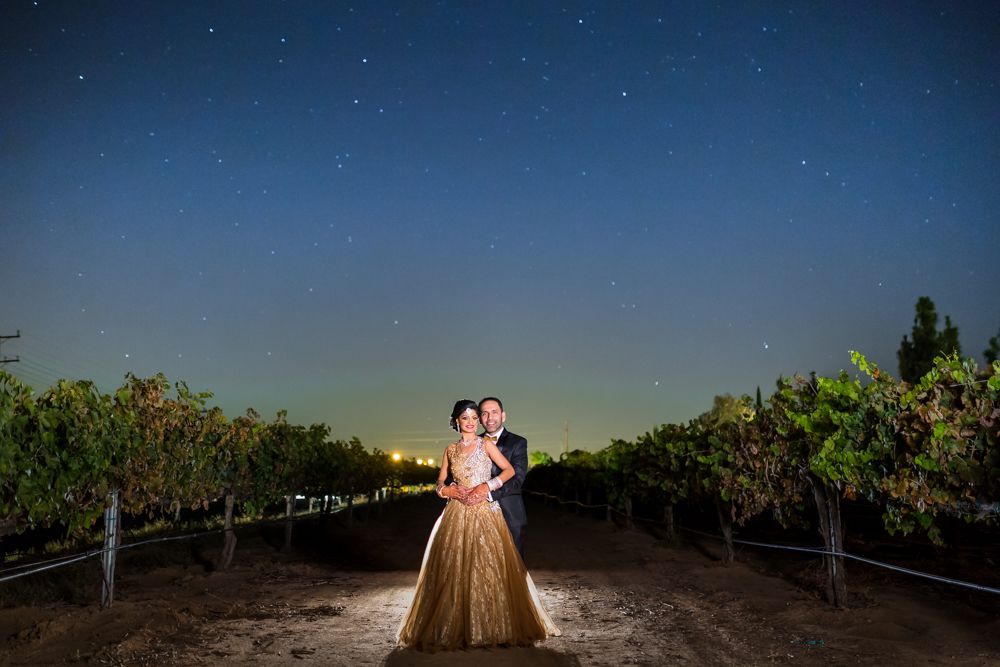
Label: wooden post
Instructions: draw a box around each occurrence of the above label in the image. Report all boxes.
[624,496,634,529]
[100,490,121,608]
[663,503,675,544]
[219,489,237,570]
[283,494,294,552]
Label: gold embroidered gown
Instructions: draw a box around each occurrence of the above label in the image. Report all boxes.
[397,437,560,651]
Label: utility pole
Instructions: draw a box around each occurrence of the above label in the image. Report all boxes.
[562,420,569,455]
[0,330,19,365]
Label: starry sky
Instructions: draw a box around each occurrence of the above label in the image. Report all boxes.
[2,2,998,461]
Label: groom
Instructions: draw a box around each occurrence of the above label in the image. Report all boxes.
[466,396,528,557]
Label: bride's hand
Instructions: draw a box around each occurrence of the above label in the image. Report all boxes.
[467,483,489,504]
[457,484,487,505]
[455,486,479,505]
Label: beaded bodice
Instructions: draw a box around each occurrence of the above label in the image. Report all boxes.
[447,437,492,487]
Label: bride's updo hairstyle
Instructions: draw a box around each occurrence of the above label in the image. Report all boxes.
[450,399,479,431]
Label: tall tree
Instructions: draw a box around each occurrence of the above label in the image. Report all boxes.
[897,296,962,382]
[985,328,1000,364]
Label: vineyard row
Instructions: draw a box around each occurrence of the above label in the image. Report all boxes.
[0,371,438,572]
[524,352,1000,606]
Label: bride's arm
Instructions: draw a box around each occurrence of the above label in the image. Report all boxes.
[435,447,462,499]
[483,439,515,487]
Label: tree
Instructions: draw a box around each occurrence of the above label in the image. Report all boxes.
[529,451,553,468]
[879,352,1000,544]
[898,296,962,383]
[985,328,1000,364]
[691,396,755,564]
[698,394,750,428]
[557,449,602,510]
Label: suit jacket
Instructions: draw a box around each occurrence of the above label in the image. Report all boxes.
[490,428,527,502]
[490,428,528,553]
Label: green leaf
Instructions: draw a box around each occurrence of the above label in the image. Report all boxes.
[913,454,938,472]
[932,421,946,440]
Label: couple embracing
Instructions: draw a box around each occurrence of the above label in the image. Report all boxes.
[396,397,560,651]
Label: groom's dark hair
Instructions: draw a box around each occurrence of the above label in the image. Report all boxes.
[478,396,504,412]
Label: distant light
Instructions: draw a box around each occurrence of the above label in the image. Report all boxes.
[427,458,434,466]
[417,458,424,465]
[392,452,401,462]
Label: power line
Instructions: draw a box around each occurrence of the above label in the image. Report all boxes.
[2,330,110,389]
[0,330,20,365]
[17,332,103,379]
[10,359,63,390]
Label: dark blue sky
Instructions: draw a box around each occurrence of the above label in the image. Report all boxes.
[2,1,998,460]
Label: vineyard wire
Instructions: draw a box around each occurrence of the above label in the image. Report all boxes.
[0,503,351,585]
[0,548,104,584]
[524,490,1000,596]
[729,534,1000,595]
[0,548,107,575]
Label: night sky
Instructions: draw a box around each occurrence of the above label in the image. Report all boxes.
[2,2,998,461]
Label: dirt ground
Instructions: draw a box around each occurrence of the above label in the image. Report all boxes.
[2,495,999,666]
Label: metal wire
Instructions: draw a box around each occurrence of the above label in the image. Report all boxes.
[0,548,104,574]
[0,503,352,584]
[525,490,1000,596]
[0,549,105,584]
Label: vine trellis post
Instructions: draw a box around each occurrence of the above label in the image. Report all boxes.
[100,490,121,608]
[283,494,295,552]
[218,489,237,570]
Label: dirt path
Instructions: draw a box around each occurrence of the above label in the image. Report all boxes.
[2,495,999,666]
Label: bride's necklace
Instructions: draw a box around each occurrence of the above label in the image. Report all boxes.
[459,436,479,447]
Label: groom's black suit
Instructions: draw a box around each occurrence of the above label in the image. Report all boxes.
[490,428,528,558]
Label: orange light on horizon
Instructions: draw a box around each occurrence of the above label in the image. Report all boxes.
[391,452,401,462]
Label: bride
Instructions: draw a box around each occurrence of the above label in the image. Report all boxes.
[396,399,560,650]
